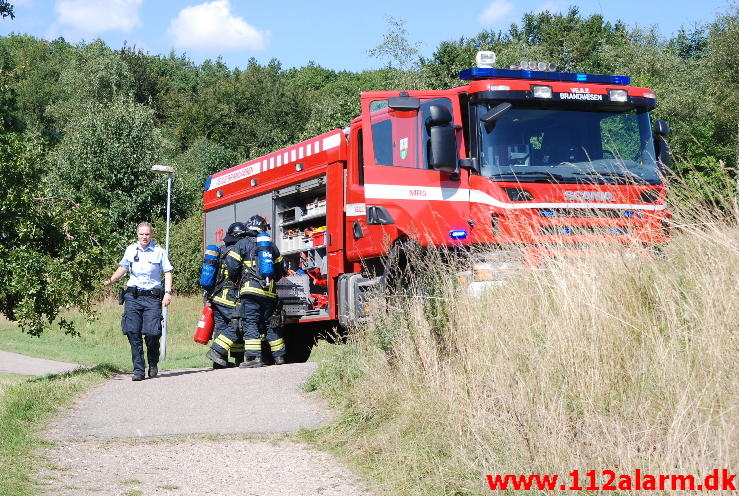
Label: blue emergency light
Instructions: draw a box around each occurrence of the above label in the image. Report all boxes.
[449,229,468,240]
[460,67,631,86]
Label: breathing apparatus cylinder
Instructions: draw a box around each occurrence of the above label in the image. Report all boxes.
[193,305,214,344]
[199,244,220,289]
[256,232,274,277]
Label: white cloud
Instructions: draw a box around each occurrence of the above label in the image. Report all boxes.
[168,0,268,54]
[478,0,514,25]
[55,0,143,34]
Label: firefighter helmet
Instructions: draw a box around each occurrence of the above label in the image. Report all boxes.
[245,215,269,233]
[227,222,247,239]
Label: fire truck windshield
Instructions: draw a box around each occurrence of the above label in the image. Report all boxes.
[476,102,661,185]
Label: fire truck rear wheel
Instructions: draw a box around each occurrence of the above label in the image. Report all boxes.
[283,324,316,363]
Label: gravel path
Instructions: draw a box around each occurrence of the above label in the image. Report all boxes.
[35,362,370,496]
[36,437,369,496]
[47,364,333,439]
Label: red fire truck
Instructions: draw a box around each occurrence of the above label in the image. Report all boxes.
[202,52,671,357]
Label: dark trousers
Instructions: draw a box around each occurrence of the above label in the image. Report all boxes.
[126,333,160,376]
[122,293,162,375]
[240,297,285,358]
[210,301,244,358]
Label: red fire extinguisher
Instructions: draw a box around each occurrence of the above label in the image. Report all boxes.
[193,305,214,344]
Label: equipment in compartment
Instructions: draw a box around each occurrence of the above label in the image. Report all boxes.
[305,198,327,216]
[275,179,329,320]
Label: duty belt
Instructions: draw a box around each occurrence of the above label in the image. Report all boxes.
[125,287,162,298]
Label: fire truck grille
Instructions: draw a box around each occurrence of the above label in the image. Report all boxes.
[540,225,631,236]
[538,208,637,218]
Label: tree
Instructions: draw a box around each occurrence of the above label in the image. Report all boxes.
[0,130,116,335]
[0,0,14,19]
[368,17,423,89]
[0,35,76,140]
[48,97,177,231]
[176,58,311,160]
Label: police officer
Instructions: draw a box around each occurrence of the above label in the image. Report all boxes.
[205,222,248,368]
[225,215,286,368]
[103,222,173,381]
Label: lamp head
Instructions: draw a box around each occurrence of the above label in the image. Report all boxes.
[151,164,174,174]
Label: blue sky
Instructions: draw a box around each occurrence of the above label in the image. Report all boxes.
[1,0,732,72]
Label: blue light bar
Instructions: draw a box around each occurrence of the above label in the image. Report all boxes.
[203,175,212,191]
[449,229,468,240]
[460,67,630,85]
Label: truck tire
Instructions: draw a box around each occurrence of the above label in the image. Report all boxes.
[283,324,316,363]
[382,238,418,292]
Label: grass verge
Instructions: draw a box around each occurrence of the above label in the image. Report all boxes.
[0,295,210,370]
[0,365,120,496]
[302,195,738,494]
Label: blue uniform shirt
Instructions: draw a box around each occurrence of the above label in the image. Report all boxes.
[119,242,173,290]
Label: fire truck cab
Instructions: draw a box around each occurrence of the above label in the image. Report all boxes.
[203,52,671,356]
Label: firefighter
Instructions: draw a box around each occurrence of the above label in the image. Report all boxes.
[225,215,287,367]
[205,222,248,368]
[103,222,173,381]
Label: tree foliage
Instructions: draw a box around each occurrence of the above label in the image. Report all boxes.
[0,0,13,19]
[0,131,115,335]
[48,97,179,231]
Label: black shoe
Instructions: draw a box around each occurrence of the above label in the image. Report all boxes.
[206,348,229,367]
[274,356,286,365]
[239,356,263,368]
[148,366,158,378]
[212,361,236,369]
[132,374,145,381]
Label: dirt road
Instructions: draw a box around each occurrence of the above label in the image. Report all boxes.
[35,363,369,496]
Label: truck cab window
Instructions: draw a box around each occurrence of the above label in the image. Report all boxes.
[370,99,419,168]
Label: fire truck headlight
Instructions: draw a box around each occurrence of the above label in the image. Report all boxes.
[471,261,523,281]
[532,85,552,98]
[608,89,628,102]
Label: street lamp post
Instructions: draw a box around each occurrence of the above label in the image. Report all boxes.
[151,164,174,361]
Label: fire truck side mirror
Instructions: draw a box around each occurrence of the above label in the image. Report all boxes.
[653,119,671,137]
[655,135,671,173]
[653,119,671,173]
[426,105,457,174]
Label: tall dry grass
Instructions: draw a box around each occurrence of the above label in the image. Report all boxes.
[309,168,738,495]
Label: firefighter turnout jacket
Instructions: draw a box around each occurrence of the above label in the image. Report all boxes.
[210,244,239,308]
[225,234,285,299]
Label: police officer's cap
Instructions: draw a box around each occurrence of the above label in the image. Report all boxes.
[245,215,269,233]
[227,222,248,239]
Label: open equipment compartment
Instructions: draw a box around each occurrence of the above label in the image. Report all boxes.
[274,176,329,321]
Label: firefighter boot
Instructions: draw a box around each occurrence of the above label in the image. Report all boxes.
[206,348,229,368]
[240,356,263,368]
[274,355,286,365]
